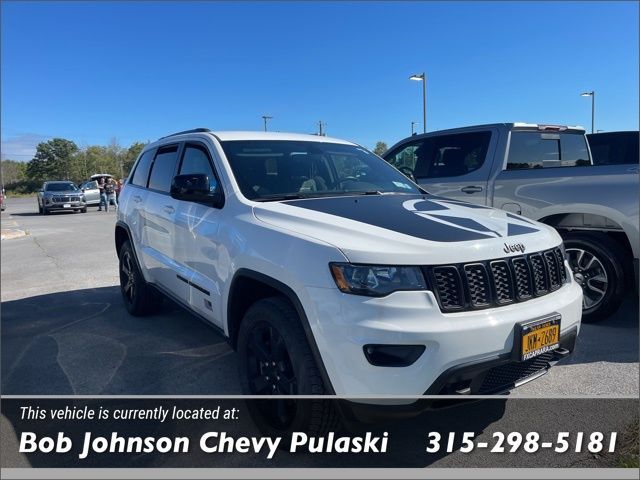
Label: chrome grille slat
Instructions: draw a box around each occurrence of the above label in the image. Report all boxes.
[52,195,80,202]
[428,247,566,313]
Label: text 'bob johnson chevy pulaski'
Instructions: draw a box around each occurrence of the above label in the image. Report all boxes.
[20,431,390,459]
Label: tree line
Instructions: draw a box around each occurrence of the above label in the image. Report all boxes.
[1,138,146,193]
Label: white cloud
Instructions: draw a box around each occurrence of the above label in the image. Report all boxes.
[0,133,50,161]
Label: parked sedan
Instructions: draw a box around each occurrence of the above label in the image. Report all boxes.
[37,181,87,214]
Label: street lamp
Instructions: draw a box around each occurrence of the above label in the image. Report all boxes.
[409,72,427,133]
[262,115,273,132]
[580,91,595,134]
[411,121,419,135]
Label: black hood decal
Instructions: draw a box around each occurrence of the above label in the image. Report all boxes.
[282,194,540,243]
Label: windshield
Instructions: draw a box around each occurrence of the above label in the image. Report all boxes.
[220,140,421,201]
[45,183,78,192]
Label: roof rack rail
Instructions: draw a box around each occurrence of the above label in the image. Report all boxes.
[159,128,211,140]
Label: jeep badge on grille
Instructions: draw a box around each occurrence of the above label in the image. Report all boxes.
[503,243,526,254]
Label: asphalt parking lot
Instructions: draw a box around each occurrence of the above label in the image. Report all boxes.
[1,196,638,397]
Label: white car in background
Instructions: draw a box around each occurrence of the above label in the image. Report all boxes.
[79,174,113,206]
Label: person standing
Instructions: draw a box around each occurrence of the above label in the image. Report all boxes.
[98,178,107,211]
[105,178,118,212]
[115,178,122,202]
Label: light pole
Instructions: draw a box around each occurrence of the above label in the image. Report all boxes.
[580,91,595,134]
[262,115,273,132]
[409,72,427,133]
[411,121,419,135]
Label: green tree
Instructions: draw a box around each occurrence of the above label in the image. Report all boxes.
[0,159,27,185]
[373,141,388,156]
[25,138,78,182]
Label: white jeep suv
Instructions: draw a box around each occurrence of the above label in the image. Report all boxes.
[115,128,582,430]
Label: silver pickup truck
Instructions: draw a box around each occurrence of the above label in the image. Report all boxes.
[383,122,639,323]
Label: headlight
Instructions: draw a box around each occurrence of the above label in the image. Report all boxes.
[329,263,427,297]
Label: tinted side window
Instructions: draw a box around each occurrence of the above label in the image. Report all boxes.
[507,132,558,169]
[385,143,420,172]
[179,144,219,192]
[507,132,591,169]
[412,132,491,178]
[588,132,639,165]
[131,149,155,187]
[560,133,591,167]
[179,144,215,177]
[148,145,180,193]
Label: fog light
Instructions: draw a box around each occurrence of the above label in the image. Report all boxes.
[363,344,425,367]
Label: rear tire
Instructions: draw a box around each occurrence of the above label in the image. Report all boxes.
[237,297,340,438]
[118,240,163,316]
[561,231,625,323]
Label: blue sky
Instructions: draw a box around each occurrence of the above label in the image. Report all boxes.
[1,1,638,160]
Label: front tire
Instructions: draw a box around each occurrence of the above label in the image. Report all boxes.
[562,232,625,323]
[118,240,163,316]
[237,297,339,436]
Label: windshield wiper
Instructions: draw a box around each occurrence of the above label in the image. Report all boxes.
[254,190,392,202]
[254,193,313,202]
[355,190,383,195]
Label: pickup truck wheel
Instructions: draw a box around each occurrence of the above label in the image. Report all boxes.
[562,232,625,322]
[237,297,340,437]
[118,240,163,316]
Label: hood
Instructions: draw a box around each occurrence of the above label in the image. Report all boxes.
[253,194,562,265]
[45,190,80,195]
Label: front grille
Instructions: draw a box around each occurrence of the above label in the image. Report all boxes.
[52,196,81,203]
[477,352,554,394]
[426,247,567,313]
[464,264,491,307]
[432,266,464,310]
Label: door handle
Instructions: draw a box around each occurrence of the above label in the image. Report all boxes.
[132,195,142,203]
[163,205,175,214]
[461,186,483,194]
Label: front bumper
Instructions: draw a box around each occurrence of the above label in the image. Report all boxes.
[44,199,86,211]
[302,279,582,397]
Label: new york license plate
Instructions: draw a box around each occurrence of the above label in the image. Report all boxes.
[520,316,560,361]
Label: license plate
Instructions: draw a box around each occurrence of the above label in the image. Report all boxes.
[519,316,560,361]
[63,204,71,208]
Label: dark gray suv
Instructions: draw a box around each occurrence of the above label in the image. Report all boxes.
[37,181,87,214]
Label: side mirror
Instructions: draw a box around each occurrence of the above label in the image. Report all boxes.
[170,174,224,208]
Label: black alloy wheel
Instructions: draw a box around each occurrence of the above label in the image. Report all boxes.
[246,321,298,429]
[237,297,340,436]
